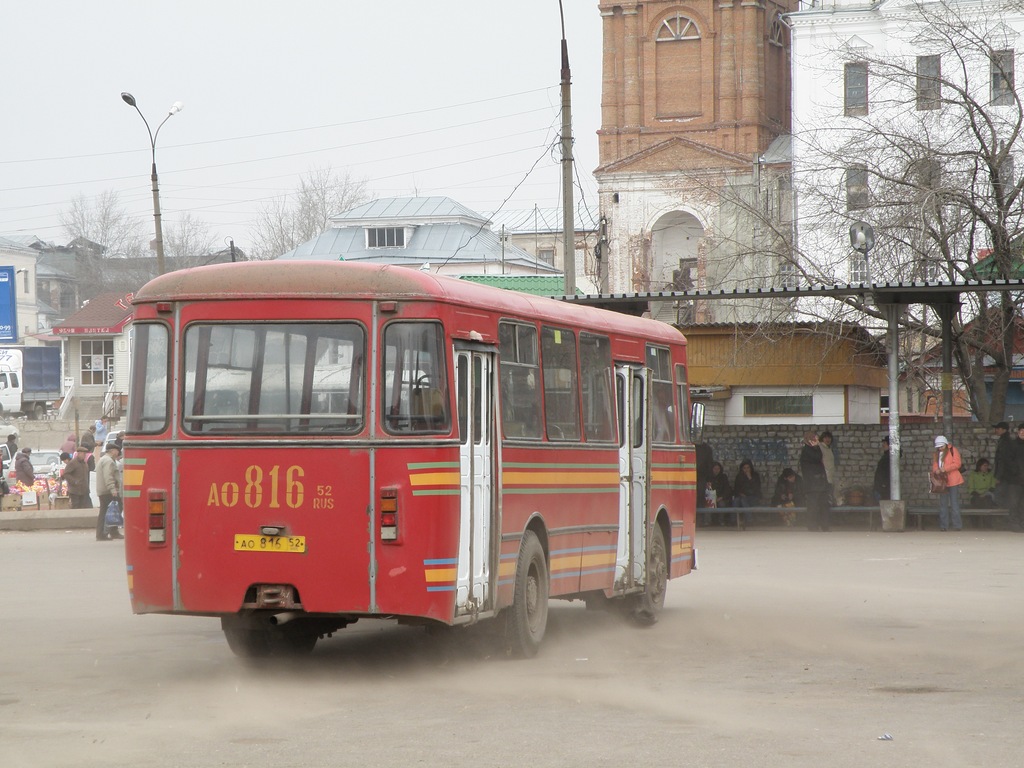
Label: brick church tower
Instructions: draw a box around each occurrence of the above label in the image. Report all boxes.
[594,1,795,322]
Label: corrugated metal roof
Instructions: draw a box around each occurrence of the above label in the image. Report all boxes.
[0,235,36,252]
[279,196,559,273]
[331,196,486,225]
[459,275,581,296]
[561,278,1024,305]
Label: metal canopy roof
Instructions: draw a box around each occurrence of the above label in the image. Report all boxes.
[555,279,1024,307]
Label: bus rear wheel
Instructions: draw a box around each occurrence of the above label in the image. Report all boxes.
[504,530,549,658]
[221,615,319,658]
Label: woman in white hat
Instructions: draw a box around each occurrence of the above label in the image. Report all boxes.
[931,435,964,531]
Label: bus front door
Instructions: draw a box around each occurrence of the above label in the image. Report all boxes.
[455,348,495,617]
[615,365,648,593]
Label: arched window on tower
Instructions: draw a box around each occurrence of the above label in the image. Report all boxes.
[655,14,702,118]
[657,14,700,42]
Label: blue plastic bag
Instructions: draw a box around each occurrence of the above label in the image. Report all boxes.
[104,498,123,527]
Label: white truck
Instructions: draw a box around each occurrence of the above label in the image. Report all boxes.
[0,347,63,419]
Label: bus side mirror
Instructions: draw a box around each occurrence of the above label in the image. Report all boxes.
[689,401,705,445]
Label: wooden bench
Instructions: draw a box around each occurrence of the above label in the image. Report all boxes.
[907,507,1009,531]
[697,505,881,530]
[698,506,802,529]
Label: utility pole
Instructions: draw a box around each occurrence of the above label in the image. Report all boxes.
[559,1,575,295]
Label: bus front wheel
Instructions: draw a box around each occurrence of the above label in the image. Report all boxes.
[622,525,669,626]
[504,530,549,658]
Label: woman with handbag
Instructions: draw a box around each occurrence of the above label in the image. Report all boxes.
[931,435,964,531]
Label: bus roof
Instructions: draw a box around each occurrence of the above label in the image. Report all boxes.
[133,261,685,346]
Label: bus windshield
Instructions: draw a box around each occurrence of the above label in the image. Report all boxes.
[182,322,365,435]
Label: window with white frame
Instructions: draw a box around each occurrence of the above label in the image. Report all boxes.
[743,395,813,417]
[779,261,799,289]
[991,49,1015,106]
[844,62,868,116]
[847,165,870,210]
[366,227,406,248]
[912,157,942,191]
[81,339,114,386]
[849,254,870,284]
[916,55,941,110]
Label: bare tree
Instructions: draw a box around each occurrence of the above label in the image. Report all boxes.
[59,190,145,259]
[250,166,369,260]
[165,212,219,268]
[694,1,1024,421]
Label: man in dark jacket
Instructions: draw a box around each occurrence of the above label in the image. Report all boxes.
[1008,424,1024,532]
[799,430,831,531]
[14,447,35,488]
[873,436,891,502]
[993,422,1019,511]
[80,425,97,454]
[62,451,92,510]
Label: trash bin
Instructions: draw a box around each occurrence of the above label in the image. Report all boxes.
[879,500,906,532]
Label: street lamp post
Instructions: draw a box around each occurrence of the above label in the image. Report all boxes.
[851,221,903,509]
[121,92,183,276]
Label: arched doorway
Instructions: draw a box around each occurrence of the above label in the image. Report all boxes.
[650,210,704,323]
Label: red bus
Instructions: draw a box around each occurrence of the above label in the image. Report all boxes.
[124,261,700,658]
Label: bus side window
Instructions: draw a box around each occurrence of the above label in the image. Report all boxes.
[499,321,542,439]
[647,345,676,443]
[382,321,450,435]
[580,333,614,442]
[675,362,690,442]
[541,326,580,441]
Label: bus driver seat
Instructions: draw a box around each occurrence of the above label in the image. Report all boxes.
[412,386,445,428]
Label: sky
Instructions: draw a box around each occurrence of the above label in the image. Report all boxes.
[0,1,603,254]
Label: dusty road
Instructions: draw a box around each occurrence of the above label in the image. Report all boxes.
[1,529,1021,767]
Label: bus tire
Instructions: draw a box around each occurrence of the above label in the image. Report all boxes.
[626,525,669,626]
[221,616,318,658]
[504,530,549,658]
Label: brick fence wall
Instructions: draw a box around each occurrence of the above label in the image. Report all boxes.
[7,418,997,507]
[702,422,997,506]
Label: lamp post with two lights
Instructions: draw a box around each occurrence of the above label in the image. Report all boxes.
[120,92,183,276]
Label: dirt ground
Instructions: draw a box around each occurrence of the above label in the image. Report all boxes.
[1,528,1022,767]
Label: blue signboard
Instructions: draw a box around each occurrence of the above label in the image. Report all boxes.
[0,267,18,343]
